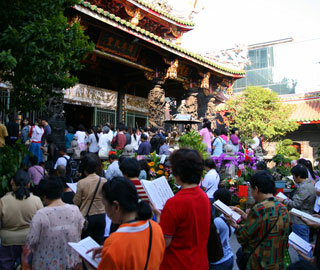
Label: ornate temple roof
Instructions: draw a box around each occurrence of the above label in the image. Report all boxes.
[75,1,245,77]
[123,0,195,27]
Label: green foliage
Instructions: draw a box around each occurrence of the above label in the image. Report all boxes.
[178,130,208,159]
[0,0,94,112]
[0,143,29,197]
[226,86,299,141]
[276,139,300,161]
[272,154,292,179]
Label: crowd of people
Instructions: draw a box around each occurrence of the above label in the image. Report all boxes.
[0,116,320,270]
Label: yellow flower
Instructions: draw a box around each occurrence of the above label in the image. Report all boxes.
[240,198,247,203]
[150,168,155,172]
[148,162,155,167]
[229,179,236,185]
[159,164,164,169]
[165,171,169,176]
[157,170,164,175]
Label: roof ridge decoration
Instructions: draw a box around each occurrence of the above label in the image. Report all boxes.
[77,1,245,77]
[129,0,195,27]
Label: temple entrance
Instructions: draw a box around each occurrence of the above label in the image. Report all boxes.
[64,103,93,130]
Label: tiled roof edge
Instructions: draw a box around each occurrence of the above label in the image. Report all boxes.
[77,1,246,76]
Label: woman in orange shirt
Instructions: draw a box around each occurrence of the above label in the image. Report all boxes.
[88,176,165,270]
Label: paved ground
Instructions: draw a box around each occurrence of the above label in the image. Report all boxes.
[229,234,299,269]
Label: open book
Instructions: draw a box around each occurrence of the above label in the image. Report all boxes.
[289,232,312,255]
[290,208,320,224]
[67,183,77,193]
[140,176,174,210]
[275,192,287,200]
[213,200,242,223]
[69,237,101,268]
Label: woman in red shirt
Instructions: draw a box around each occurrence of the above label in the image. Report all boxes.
[159,148,211,270]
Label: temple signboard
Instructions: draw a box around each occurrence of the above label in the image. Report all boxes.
[97,31,140,61]
[125,94,148,113]
[63,84,118,110]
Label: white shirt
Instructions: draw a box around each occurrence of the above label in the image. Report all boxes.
[131,134,141,151]
[202,169,220,199]
[75,131,86,144]
[30,125,44,142]
[314,181,320,212]
[54,155,70,169]
[251,136,260,149]
[88,133,99,153]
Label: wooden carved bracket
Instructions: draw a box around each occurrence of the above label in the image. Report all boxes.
[125,6,145,26]
[200,71,211,89]
[164,58,179,80]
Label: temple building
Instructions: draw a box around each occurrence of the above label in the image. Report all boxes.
[61,0,245,129]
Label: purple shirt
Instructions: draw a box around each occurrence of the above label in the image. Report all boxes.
[28,165,45,185]
[137,141,151,155]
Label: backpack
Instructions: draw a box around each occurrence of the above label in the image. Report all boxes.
[111,135,118,149]
[207,216,224,263]
[63,156,78,180]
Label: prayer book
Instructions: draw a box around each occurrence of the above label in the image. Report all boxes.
[69,237,101,268]
[275,192,287,200]
[290,208,320,224]
[67,183,77,193]
[213,200,242,223]
[288,232,312,255]
[140,176,174,210]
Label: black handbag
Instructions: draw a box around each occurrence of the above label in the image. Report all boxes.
[236,207,280,270]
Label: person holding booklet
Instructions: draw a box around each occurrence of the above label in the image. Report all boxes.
[158,148,211,270]
[226,171,290,270]
[87,177,165,270]
[277,164,316,258]
[25,177,84,270]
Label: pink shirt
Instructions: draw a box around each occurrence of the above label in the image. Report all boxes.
[199,128,212,150]
[220,134,228,143]
[28,165,45,185]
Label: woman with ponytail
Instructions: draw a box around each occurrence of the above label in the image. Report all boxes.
[0,170,43,269]
[88,176,165,270]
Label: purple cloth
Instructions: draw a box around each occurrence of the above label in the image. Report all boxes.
[230,134,239,145]
[28,165,45,185]
[0,245,22,270]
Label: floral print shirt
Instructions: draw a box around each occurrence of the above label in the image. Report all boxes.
[26,204,84,270]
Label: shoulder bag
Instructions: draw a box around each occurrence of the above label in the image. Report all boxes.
[236,206,281,270]
[82,177,101,232]
[144,221,153,270]
[207,213,224,263]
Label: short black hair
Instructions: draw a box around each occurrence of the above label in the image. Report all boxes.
[109,154,118,161]
[30,155,38,166]
[250,171,275,194]
[38,176,64,200]
[141,134,148,140]
[83,153,100,174]
[291,164,308,179]
[213,129,221,136]
[119,158,140,178]
[59,146,67,153]
[231,127,239,134]
[256,161,267,171]
[287,260,316,270]
[160,138,166,145]
[102,177,152,220]
[170,148,204,184]
[204,158,216,169]
[214,188,231,206]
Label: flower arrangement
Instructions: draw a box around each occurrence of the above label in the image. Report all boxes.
[147,152,170,179]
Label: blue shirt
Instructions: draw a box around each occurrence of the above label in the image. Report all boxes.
[212,215,234,265]
[159,144,170,155]
[137,141,151,155]
[212,137,225,156]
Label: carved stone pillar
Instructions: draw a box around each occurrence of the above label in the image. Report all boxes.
[148,82,165,128]
[117,89,125,124]
[43,96,65,148]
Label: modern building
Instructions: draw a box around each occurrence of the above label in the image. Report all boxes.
[233,37,320,95]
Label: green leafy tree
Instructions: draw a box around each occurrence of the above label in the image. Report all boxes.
[0,0,94,112]
[178,130,208,159]
[276,139,300,161]
[226,86,299,141]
